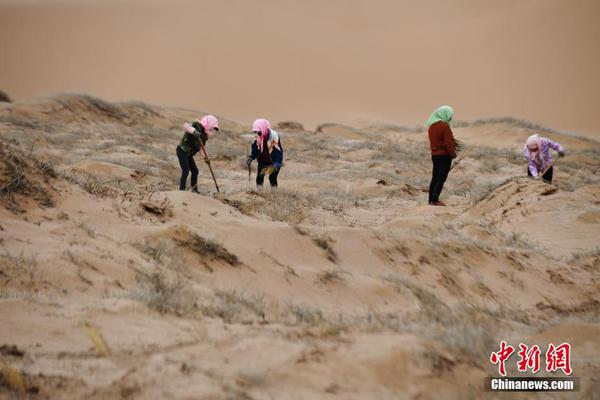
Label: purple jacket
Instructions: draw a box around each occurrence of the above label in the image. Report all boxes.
[522,138,564,177]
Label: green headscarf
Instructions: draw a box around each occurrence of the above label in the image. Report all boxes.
[425,105,454,128]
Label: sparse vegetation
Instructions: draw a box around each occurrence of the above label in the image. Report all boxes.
[175,232,240,266]
[312,235,338,263]
[0,141,55,212]
[201,289,266,323]
[315,268,344,285]
[129,270,199,315]
[1,94,599,398]
[0,251,39,298]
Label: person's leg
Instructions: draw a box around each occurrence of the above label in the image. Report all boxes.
[542,166,553,183]
[176,146,190,190]
[189,156,199,192]
[269,168,279,187]
[431,156,451,203]
[256,165,265,187]
[527,168,533,177]
[429,156,443,203]
[429,156,442,203]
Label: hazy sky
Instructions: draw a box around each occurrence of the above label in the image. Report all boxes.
[1,0,599,135]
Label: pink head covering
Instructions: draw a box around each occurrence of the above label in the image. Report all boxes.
[526,134,541,149]
[252,118,271,151]
[526,133,542,163]
[199,115,219,136]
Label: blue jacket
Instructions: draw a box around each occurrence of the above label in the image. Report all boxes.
[249,132,284,166]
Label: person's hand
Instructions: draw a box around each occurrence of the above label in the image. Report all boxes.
[246,157,252,167]
[274,161,281,170]
[558,150,565,157]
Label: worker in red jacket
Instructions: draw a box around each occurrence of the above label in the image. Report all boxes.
[426,105,457,206]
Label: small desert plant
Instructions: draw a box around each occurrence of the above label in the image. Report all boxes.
[140,194,173,219]
[201,289,266,323]
[312,235,338,263]
[0,142,54,212]
[139,239,171,265]
[284,303,325,325]
[63,174,117,198]
[176,232,240,266]
[0,362,25,393]
[316,268,344,285]
[129,270,198,315]
[0,251,38,297]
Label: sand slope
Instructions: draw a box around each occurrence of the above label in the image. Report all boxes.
[0,95,599,398]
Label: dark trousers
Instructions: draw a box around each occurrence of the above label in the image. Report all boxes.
[176,146,198,190]
[257,164,279,187]
[528,166,553,183]
[429,155,452,203]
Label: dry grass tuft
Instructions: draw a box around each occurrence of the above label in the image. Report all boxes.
[201,289,266,323]
[176,232,240,266]
[130,270,199,315]
[140,194,174,220]
[316,268,344,285]
[0,362,25,393]
[80,322,111,357]
[0,141,55,212]
[0,251,39,298]
[312,235,338,263]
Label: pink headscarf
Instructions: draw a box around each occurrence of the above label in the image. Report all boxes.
[526,134,542,163]
[252,118,271,151]
[199,115,219,136]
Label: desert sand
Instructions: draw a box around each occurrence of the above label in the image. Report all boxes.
[1,0,600,137]
[0,94,599,398]
[1,0,600,397]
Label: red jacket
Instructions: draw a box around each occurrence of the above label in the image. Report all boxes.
[428,121,457,158]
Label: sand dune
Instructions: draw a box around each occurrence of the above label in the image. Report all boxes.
[0,95,599,398]
[1,0,599,137]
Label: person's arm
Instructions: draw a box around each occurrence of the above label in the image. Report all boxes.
[528,160,539,177]
[443,125,457,159]
[183,122,205,143]
[546,138,565,156]
[523,149,539,177]
[247,141,259,166]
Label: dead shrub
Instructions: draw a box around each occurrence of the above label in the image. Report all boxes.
[175,232,240,266]
[201,289,266,323]
[312,235,338,263]
[0,142,55,212]
[316,268,344,285]
[130,270,198,315]
[140,194,173,219]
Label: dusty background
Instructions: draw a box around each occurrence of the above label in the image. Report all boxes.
[1,0,599,136]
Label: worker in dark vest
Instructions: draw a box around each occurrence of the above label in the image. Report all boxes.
[176,115,219,192]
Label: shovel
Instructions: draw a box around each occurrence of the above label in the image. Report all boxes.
[535,156,559,184]
[198,141,220,193]
[449,148,472,172]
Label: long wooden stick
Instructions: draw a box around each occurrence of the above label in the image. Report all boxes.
[539,157,558,178]
[248,143,252,182]
[449,148,472,171]
[198,142,220,193]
